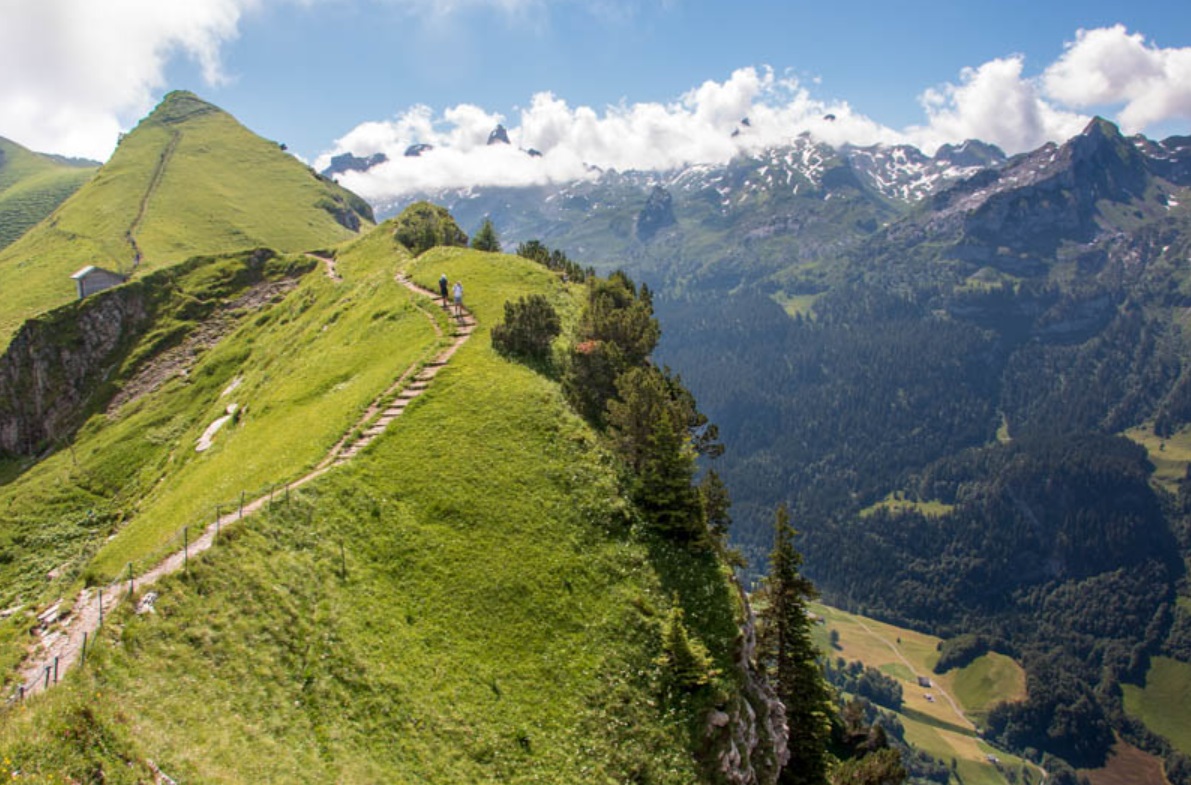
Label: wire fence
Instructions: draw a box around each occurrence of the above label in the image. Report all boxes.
[10,272,468,703]
[9,480,300,703]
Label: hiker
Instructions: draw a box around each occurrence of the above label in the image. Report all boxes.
[453,280,464,318]
[439,273,449,306]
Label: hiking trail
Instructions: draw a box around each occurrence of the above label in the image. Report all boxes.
[11,270,473,701]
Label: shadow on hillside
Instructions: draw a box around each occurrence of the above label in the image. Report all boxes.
[644,535,741,673]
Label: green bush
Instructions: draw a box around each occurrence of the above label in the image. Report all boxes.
[490,294,561,361]
[392,201,468,255]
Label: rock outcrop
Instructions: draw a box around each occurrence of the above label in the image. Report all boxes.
[705,585,788,785]
[487,125,511,146]
[0,284,151,455]
[321,151,388,178]
[636,186,676,241]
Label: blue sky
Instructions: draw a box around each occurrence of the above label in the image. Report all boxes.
[3,0,1190,199]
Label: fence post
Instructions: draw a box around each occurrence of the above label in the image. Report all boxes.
[81,632,87,668]
[44,666,50,689]
[216,505,221,539]
[184,526,189,573]
[53,656,59,684]
[340,540,347,580]
[285,484,290,504]
[128,562,134,597]
[240,491,245,519]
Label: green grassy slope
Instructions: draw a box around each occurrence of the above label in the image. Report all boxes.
[0,91,373,350]
[1123,656,1191,755]
[0,137,96,251]
[0,237,742,783]
[0,230,436,677]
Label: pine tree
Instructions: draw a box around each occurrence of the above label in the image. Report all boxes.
[657,597,716,690]
[605,367,702,540]
[472,217,501,252]
[759,504,833,785]
[699,469,732,544]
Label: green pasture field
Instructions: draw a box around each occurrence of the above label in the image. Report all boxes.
[0,92,370,350]
[813,602,1034,785]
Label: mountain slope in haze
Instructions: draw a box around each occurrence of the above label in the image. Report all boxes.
[0,91,374,350]
[0,137,97,251]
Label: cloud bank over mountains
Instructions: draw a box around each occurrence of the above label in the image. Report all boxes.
[324,23,1191,199]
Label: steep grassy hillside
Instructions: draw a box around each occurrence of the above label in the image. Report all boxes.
[0,137,96,251]
[0,233,748,782]
[0,91,373,350]
[0,230,439,673]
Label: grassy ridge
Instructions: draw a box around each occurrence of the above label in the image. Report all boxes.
[0,92,373,349]
[0,240,741,783]
[0,137,96,251]
[0,232,438,677]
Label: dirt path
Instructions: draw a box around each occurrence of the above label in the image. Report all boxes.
[11,270,473,701]
[126,130,180,272]
[307,252,341,282]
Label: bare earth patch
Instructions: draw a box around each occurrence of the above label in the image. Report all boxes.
[106,279,298,415]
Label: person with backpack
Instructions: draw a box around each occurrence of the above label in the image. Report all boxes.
[452,280,464,318]
[439,273,449,307]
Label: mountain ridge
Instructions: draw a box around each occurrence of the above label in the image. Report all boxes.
[0,90,375,351]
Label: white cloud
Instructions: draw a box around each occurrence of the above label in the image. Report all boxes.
[1043,25,1191,133]
[0,0,256,160]
[326,25,1191,203]
[907,56,1087,155]
[324,66,888,199]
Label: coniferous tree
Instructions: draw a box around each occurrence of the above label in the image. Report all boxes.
[657,597,716,690]
[606,366,704,540]
[472,217,501,252]
[699,469,732,544]
[759,504,833,785]
[563,272,659,425]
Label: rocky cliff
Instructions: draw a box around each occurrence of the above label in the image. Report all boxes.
[706,586,788,785]
[0,283,151,455]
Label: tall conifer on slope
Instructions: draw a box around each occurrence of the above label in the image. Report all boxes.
[758,504,833,785]
[471,217,501,252]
